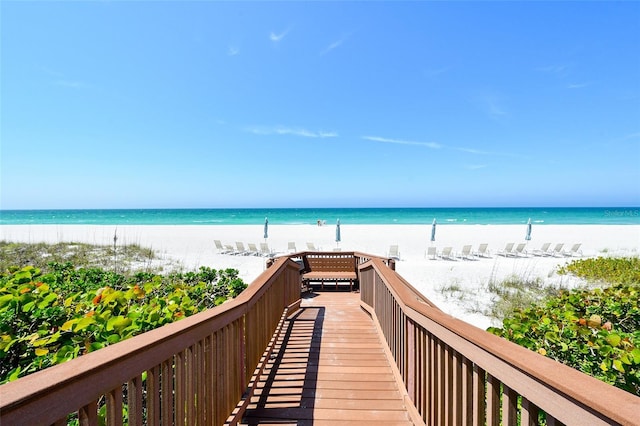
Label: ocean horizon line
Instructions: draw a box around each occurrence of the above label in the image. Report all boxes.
[1,207,639,226]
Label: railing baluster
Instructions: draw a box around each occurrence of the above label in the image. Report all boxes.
[79,400,98,426]
[161,358,174,425]
[175,350,185,426]
[196,340,205,426]
[127,375,143,426]
[472,364,486,426]
[106,386,123,426]
[146,365,161,426]
[452,350,463,426]
[502,384,518,426]
[462,357,473,425]
[486,374,500,426]
[185,345,195,425]
[521,398,539,426]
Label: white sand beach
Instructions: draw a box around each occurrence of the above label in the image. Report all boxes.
[2,224,639,330]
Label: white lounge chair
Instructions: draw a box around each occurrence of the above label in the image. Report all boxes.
[214,240,232,254]
[287,242,297,253]
[388,245,400,260]
[550,243,565,257]
[439,247,455,260]
[457,245,474,260]
[259,243,274,257]
[426,246,437,260]
[224,243,236,254]
[235,242,251,256]
[247,243,259,256]
[498,243,516,257]
[532,242,551,256]
[306,242,317,251]
[514,243,528,257]
[474,243,490,258]
[563,243,583,257]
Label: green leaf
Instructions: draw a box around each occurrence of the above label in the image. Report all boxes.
[612,359,625,373]
[0,294,14,310]
[13,271,32,284]
[606,334,621,347]
[35,347,49,356]
[37,293,58,309]
[106,316,131,333]
[75,317,96,332]
[631,348,640,364]
[22,301,36,313]
[61,318,78,331]
[8,367,22,381]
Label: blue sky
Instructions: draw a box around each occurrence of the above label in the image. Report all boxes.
[2,1,639,209]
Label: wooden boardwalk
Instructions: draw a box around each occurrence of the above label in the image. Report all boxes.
[241,291,414,425]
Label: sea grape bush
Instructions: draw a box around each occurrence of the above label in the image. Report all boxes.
[0,263,247,383]
[557,256,640,285]
[488,257,640,396]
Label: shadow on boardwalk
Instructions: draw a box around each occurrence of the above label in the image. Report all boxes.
[242,292,413,425]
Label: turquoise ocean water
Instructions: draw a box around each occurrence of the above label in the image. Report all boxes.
[1,208,639,225]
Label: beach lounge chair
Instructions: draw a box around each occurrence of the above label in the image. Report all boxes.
[224,243,236,254]
[550,243,564,257]
[474,243,490,258]
[247,243,259,256]
[306,242,317,251]
[439,247,455,260]
[457,245,474,260]
[532,242,551,257]
[498,243,516,257]
[259,243,274,257]
[426,246,437,260]
[514,243,527,257]
[563,243,583,257]
[214,240,232,254]
[388,245,400,260]
[287,242,297,253]
[235,242,251,256]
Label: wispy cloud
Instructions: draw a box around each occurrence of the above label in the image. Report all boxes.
[320,39,344,55]
[464,164,487,170]
[320,32,353,56]
[455,147,491,155]
[455,146,527,159]
[248,126,338,138]
[228,46,240,56]
[362,136,441,149]
[270,28,291,42]
[567,82,592,89]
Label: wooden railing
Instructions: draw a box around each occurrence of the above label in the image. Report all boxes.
[0,257,301,426]
[3,252,638,425]
[359,257,640,426]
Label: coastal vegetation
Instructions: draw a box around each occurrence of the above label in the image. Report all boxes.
[0,241,247,383]
[488,257,640,396]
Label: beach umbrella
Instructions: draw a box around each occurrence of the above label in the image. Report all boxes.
[335,219,341,247]
[525,218,532,241]
[263,217,269,241]
[430,218,437,243]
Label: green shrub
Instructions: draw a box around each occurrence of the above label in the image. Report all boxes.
[488,257,640,395]
[0,264,247,383]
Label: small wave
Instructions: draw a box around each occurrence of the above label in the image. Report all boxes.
[445,219,457,222]
[534,220,545,223]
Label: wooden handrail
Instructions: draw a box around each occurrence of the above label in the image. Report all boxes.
[359,257,640,425]
[0,257,301,426]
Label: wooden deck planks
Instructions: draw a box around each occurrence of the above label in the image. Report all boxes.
[241,292,414,425]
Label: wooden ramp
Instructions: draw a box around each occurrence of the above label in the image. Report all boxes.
[241,292,414,425]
